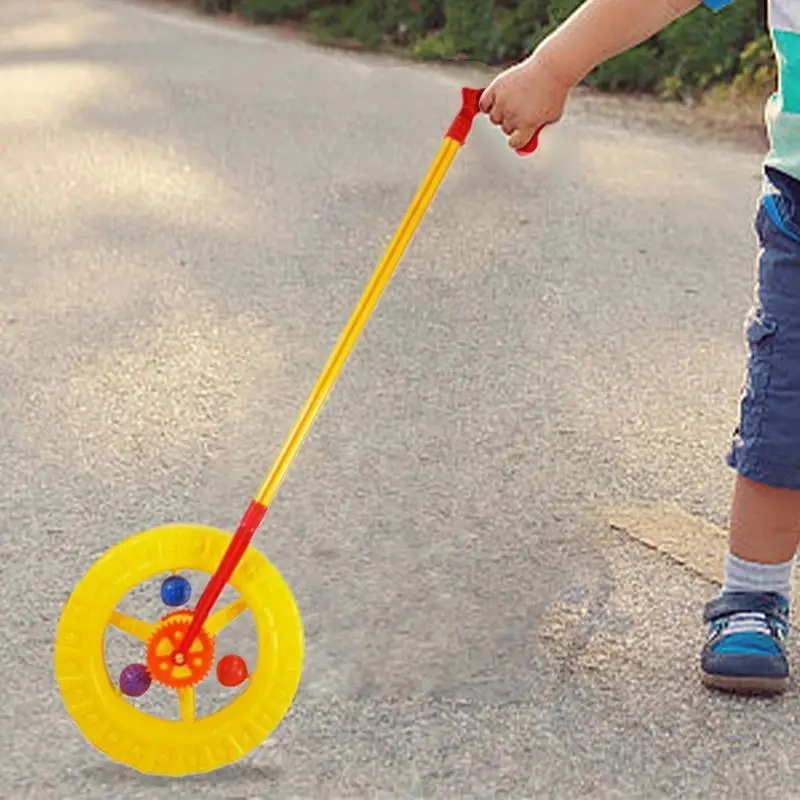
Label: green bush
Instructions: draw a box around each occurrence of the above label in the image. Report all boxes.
[443,0,495,61]
[727,33,776,96]
[589,46,663,93]
[656,0,764,97]
[311,0,386,47]
[413,29,458,59]
[306,0,445,48]
[237,0,325,23]
[196,0,232,12]
[182,0,775,100]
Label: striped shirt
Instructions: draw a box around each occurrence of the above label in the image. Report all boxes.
[706,0,800,182]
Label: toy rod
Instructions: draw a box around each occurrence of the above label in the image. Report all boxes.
[177,88,533,658]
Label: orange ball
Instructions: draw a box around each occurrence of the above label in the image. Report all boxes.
[216,654,249,687]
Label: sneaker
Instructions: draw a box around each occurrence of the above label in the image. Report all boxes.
[701,591,790,695]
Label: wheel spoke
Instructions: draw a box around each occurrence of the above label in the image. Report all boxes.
[206,598,248,636]
[177,686,195,722]
[109,611,155,642]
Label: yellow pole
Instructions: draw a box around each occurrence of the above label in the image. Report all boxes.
[179,85,484,656]
[254,136,461,508]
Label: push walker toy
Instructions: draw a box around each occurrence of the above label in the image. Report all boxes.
[54,87,540,777]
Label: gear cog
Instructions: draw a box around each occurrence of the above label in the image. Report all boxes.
[145,611,215,689]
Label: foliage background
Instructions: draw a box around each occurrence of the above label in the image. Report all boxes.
[194,0,774,101]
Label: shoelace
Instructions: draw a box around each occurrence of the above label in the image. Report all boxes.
[718,610,789,644]
[723,611,775,636]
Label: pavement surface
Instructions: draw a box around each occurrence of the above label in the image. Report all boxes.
[2,1,799,797]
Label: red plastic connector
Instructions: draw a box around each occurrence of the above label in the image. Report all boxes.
[447,86,542,156]
[176,500,268,657]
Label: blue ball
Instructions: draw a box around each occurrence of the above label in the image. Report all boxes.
[160,574,192,607]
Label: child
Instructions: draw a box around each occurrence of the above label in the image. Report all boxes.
[480,0,800,694]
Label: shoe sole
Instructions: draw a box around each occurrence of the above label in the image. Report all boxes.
[701,672,788,695]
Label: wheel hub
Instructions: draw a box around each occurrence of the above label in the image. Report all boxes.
[145,611,214,689]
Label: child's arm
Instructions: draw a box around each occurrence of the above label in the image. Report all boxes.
[480,0,703,150]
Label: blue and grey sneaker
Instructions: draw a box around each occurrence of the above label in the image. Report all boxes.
[701,591,790,694]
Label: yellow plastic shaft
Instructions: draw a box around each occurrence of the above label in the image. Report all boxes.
[254,136,461,508]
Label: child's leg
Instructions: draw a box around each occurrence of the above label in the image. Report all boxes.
[730,476,800,566]
[702,170,800,695]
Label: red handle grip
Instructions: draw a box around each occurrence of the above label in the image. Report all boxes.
[446,87,543,156]
[515,128,542,156]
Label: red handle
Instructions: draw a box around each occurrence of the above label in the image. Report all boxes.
[447,87,542,156]
[515,128,542,156]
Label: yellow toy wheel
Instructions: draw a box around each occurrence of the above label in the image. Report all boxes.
[54,524,303,777]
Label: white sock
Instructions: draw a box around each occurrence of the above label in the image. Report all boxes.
[723,551,795,601]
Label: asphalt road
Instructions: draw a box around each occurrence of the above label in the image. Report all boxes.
[2,1,799,798]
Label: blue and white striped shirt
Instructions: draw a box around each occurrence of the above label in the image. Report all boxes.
[706,0,800,181]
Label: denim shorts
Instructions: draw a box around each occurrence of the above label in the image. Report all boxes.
[726,167,800,489]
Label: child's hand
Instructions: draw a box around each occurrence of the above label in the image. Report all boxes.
[479,0,702,151]
[479,52,572,151]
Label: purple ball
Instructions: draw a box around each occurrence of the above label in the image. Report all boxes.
[119,663,151,697]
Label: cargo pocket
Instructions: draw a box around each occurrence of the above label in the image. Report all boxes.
[738,308,778,440]
[763,167,800,244]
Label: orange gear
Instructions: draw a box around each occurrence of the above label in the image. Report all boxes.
[145,612,214,689]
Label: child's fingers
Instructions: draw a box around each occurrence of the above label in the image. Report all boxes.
[478,85,495,113]
[487,101,505,126]
[501,117,516,135]
[508,128,536,151]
